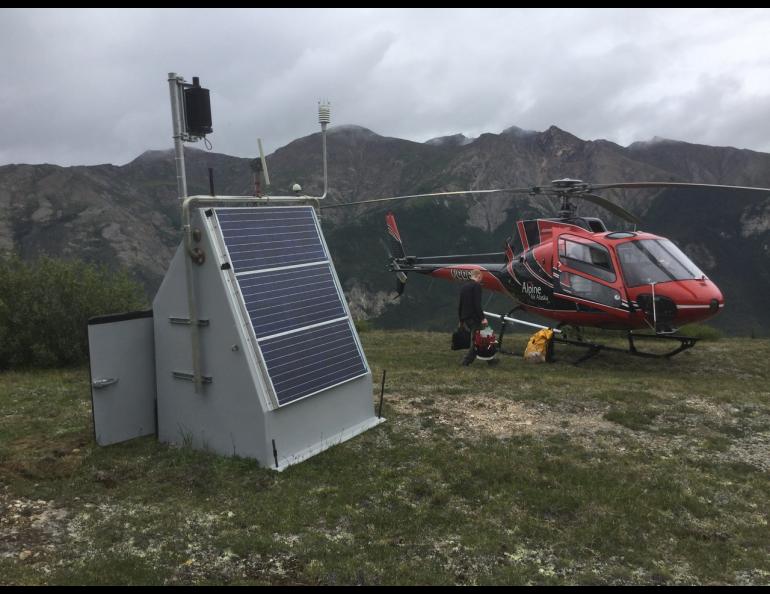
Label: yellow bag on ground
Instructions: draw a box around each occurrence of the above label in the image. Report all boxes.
[523,328,554,363]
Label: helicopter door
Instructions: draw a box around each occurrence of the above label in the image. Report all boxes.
[553,233,626,313]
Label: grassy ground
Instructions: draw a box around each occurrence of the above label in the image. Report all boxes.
[1,331,769,585]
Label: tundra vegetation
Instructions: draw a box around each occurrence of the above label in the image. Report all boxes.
[1,331,768,585]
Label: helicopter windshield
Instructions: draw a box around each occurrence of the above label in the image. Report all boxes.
[616,239,705,287]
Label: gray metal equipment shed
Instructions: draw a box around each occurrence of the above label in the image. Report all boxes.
[88,73,383,470]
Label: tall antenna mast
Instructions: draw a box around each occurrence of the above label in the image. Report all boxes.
[167,72,213,201]
[168,73,188,200]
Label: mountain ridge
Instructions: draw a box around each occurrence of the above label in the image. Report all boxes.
[1,124,769,335]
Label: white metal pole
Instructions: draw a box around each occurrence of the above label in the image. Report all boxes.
[320,123,328,199]
[484,311,562,333]
[257,138,270,187]
[168,73,188,201]
[318,102,330,199]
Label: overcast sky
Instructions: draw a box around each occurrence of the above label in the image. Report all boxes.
[2,8,770,167]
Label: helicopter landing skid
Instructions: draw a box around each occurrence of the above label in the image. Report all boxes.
[493,310,699,363]
[626,332,699,358]
[553,331,699,364]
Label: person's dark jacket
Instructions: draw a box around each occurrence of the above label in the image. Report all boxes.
[458,280,484,325]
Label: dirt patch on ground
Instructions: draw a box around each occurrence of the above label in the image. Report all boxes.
[387,392,770,472]
[389,393,616,440]
[2,434,88,482]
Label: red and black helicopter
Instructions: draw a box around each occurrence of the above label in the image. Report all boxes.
[325,179,770,359]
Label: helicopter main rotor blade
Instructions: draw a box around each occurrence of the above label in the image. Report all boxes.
[588,181,770,194]
[320,187,534,209]
[580,193,642,225]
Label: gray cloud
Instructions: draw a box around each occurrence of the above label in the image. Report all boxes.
[2,8,770,166]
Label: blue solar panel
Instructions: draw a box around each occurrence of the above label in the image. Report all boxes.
[213,206,368,407]
[259,320,367,406]
[217,207,327,273]
[238,263,346,339]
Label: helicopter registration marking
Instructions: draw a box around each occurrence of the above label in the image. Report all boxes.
[450,269,475,281]
[522,281,550,303]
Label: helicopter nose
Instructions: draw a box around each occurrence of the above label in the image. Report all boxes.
[668,281,724,324]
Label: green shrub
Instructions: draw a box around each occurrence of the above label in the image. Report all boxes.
[0,254,147,368]
[354,318,372,333]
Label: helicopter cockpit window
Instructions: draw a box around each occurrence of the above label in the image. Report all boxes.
[616,239,705,287]
[558,236,616,283]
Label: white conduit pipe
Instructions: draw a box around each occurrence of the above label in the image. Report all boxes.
[484,311,562,333]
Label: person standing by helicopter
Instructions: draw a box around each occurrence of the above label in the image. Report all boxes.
[458,269,488,366]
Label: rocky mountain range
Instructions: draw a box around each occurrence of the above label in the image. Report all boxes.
[1,125,769,335]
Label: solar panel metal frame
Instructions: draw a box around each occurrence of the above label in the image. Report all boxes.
[204,205,369,409]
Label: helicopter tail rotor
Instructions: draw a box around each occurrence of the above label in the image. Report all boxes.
[386,211,406,259]
[385,212,409,297]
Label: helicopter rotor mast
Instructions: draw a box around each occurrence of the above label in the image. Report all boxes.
[538,178,591,220]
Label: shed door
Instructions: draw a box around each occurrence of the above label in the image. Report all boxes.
[88,310,156,446]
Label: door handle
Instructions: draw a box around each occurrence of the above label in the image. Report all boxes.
[92,378,119,389]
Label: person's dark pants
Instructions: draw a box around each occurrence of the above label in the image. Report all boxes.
[461,320,482,365]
